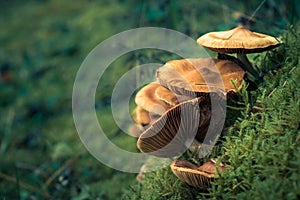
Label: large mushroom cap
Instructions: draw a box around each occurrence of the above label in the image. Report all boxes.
[157,58,245,97]
[170,159,225,188]
[137,97,212,157]
[135,82,174,115]
[197,26,280,54]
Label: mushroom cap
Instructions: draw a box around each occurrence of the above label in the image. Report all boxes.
[132,106,160,127]
[155,85,192,106]
[197,26,280,54]
[135,82,174,115]
[137,97,212,157]
[170,159,225,188]
[154,84,179,106]
[132,106,152,126]
[157,58,245,97]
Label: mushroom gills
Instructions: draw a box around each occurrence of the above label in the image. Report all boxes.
[170,159,225,188]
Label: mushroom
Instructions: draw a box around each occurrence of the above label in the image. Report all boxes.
[157,58,245,98]
[197,26,281,77]
[135,82,175,115]
[170,159,225,188]
[137,97,212,157]
[132,106,160,127]
[154,84,179,106]
[155,84,192,106]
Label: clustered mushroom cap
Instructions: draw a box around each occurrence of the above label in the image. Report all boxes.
[137,97,211,157]
[135,82,175,115]
[157,58,245,97]
[170,159,225,188]
[154,84,180,106]
[132,106,152,126]
[197,26,280,54]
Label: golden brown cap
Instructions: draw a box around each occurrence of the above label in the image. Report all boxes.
[154,84,192,106]
[197,26,280,54]
[170,159,225,188]
[154,84,179,106]
[137,97,211,157]
[135,82,174,115]
[157,58,245,97]
[132,106,154,126]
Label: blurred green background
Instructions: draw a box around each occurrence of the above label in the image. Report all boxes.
[0,0,298,199]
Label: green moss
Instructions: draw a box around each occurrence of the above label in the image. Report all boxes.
[123,166,201,200]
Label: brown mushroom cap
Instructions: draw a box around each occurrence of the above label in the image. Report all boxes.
[155,85,192,106]
[132,106,160,127]
[132,106,152,126]
[157,58,245,98]
[135,82,174,115]
[197,26,280,54]
[154,84,179,106]
[137,97,212,157]
[170,159,225,188]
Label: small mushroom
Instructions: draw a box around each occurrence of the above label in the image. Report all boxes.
[157,58,245,98]
[170,159,225,188]
[137,97,212,157]
[135,82,175,115]
[132,106,160,127]
[197,26,280,77]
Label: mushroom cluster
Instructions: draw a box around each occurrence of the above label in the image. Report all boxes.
[129,26,280,188]
[129,58,244,187]
[130,58,245,154]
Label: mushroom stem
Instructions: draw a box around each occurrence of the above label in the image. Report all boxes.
[237,53,258,77]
